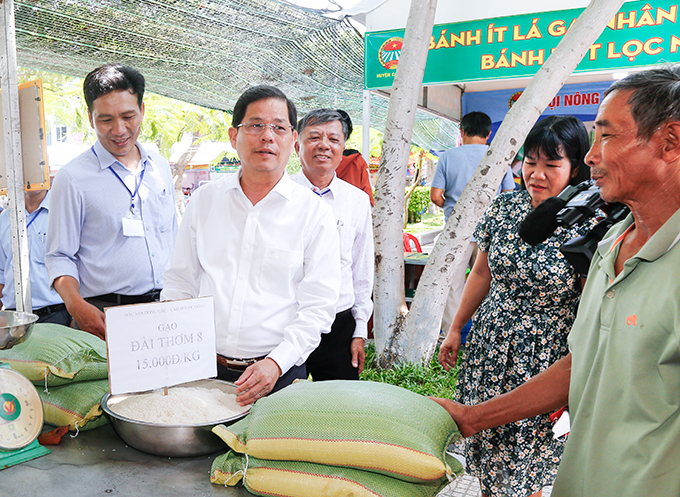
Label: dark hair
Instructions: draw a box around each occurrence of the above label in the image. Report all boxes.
[232,85,297,129]
[83,64,145,111]
[336,109,353,140]
[297,108,349,140]
[521,115,591,188]
[605,64,680,139]
[460,111,492,138]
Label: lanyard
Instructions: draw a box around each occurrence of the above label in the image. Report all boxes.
[26,209,40,230]
[92,145,146,213]
[109,165,146,209]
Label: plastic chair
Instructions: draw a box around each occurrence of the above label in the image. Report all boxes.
[403,233,422,253]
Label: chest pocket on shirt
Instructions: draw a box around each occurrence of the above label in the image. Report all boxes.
[260,246,304,297]
[28,230,47,267]
[156,190,175,232]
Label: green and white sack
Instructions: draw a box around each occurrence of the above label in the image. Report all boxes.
[0,324,108,387]
[211,450,462,497]
[213,380,462,483]
[39,378,109,431]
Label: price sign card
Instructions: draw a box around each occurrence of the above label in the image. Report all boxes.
[106,297,216,395]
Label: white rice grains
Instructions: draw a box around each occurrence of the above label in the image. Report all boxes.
[109,387,248,425]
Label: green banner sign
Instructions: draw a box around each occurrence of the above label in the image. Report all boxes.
[365,1,680,89]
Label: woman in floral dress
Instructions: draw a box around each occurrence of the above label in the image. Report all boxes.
[438,116,594,497]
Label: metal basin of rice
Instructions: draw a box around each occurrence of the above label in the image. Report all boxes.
[101,378,249,457]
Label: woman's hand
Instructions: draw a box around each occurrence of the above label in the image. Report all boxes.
[438,328,462,371]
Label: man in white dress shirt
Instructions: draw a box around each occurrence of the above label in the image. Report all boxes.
[161,86,340,405]
[291,108,373,380]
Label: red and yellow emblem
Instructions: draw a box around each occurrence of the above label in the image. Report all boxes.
[1,393,20,422]
[509,91,523,109]
[378,37,403,70]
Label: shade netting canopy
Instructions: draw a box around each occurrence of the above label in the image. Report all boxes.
[14,0,459,150]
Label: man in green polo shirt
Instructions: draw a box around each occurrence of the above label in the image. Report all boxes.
[432,64,680,497]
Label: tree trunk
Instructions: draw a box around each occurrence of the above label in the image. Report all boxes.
[373,0,437,368]
[398,0,626,365]
[171,132,202,221]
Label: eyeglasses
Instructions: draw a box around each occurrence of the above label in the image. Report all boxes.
[237,122,293,136]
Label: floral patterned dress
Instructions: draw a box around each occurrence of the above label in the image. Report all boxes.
[454,190,594,497]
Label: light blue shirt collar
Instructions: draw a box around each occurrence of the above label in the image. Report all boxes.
[92,140,150,171]
[35,189,51,213]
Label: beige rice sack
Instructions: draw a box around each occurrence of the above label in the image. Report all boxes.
[0,323,107,387]
[211,450,463,497]
[39,378,109,431]
[212,380,461,483]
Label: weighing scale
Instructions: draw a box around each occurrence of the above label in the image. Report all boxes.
[0,311,50,469]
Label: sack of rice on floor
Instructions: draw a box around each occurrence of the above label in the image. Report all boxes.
[212,380,462,483]
[211,450,462,497]
[39,378,110,431]
[0,323,108,387]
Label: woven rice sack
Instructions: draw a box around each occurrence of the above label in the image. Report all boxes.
[211,450,463,497]
[39,378,109,431]
[0,323,108,387]
[212,380,461,483]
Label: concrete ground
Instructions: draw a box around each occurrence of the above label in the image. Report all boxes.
[438,475,553,497]
[436,447,553,497]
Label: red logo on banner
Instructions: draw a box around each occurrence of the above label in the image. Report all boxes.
[509,91,523,109]
[379,37,403,70]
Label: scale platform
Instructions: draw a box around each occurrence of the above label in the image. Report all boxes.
[1,311,51,469]
[1,439,50,469]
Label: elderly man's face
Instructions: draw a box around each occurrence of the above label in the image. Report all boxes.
[586,89,664,204]
[229,98,296,178]
[295,120,346,178]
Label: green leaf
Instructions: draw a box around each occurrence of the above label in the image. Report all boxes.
[360,342,460,399]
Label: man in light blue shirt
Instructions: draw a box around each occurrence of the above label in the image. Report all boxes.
[430,112,515,335]
[46,64,177,340]
[0,189,71,326]
[430,112,515,221]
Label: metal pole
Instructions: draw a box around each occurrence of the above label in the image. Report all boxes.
[0,0,32,313]
[362,89,370,164]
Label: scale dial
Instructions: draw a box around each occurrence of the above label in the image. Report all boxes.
[0,367,43,450]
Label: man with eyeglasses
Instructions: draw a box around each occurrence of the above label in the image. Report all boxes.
[162,85,340,406]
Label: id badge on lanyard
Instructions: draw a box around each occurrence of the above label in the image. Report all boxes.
[123,211,145,237]
[108,160,146,238]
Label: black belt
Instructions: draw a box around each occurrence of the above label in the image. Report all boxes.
[336,308,353,318]
[90,289,162,305]
[216,354,267,371]
[7,303,68,318]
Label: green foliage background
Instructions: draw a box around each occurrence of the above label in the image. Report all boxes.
[18,68,233,158]
[406,186,432,223]
[360,342,458,399]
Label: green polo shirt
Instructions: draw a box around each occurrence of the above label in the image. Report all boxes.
[553,207,680,496]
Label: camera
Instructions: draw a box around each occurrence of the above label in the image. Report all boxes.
[518,180,630,278]
[556,181,629,278]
